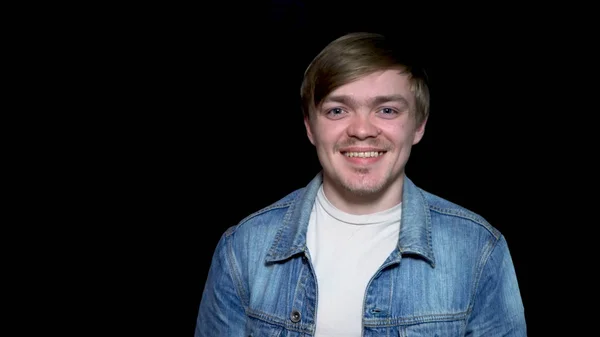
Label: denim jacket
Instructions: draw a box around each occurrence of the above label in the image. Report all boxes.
[196,172,526,336]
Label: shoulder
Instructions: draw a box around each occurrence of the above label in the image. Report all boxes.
[420,188,501,240]
[223,187,306,237]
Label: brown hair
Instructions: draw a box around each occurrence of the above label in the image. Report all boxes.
[300,32,430,126]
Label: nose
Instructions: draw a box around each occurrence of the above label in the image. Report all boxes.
[346,114,380,139]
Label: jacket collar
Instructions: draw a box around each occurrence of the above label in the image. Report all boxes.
[265,172,435,267]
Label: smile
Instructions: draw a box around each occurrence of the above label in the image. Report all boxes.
[342,151,385,158]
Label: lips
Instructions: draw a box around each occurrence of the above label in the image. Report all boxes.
[342,151,385,158]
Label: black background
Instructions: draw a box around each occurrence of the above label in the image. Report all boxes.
[90,1,594,336]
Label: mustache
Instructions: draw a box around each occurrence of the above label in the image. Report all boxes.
[334,140,392,152]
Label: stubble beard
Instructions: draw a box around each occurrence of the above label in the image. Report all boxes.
[339,167,389,197]
[333,140,394,196]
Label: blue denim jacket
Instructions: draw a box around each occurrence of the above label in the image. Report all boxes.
[196,172,526,336]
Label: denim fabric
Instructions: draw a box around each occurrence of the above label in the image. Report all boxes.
[196,172,526,336]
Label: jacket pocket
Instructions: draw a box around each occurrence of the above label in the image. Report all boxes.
[245,316,284,337]
[398,319,463,337]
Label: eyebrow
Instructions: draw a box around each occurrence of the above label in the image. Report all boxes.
[323,94,410,108]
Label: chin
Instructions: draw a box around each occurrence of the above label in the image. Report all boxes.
[340,177,387,196]
[344,185,384,197]
[326,167,388,194]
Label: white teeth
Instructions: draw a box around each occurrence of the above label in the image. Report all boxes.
[344,151,383,158]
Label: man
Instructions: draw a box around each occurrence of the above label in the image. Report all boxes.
[196,32,526,336]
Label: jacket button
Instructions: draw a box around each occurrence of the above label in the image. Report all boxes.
[290,310,301,323]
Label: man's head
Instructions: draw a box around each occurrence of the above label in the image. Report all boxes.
[301,32,431,212]
[301,32,430,127]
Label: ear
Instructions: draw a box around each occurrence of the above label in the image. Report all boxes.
[304,115,316,145]
[412,117,428,145]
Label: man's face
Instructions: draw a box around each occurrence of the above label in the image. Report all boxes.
[304,69,426,198]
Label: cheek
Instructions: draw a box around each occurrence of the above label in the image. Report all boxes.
[313,124,342,144]
[380,125,404,141]
[385,123,417,142]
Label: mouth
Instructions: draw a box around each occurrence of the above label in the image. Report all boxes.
[341,151,386,158]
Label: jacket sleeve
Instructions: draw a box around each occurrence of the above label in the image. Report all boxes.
[195,231,247,336]
[465,235,527,336]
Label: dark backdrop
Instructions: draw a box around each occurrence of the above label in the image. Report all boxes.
[107,1,592,336]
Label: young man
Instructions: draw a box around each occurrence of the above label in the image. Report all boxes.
[196,32,526,336]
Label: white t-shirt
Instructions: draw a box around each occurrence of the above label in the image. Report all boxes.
[306,185,401,337]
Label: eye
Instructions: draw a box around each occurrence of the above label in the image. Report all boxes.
[379,107,397,115]
[376,107,401,119]
[324,107,347,119]
[327,107,345,115]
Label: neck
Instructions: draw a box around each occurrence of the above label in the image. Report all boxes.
[322,175,404,215]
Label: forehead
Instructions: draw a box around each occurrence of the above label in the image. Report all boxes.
[327,69,413,101]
